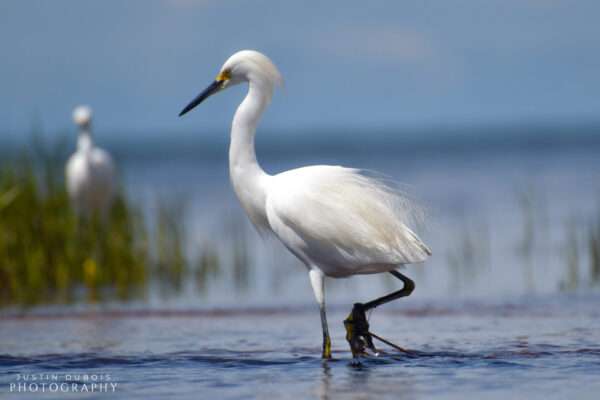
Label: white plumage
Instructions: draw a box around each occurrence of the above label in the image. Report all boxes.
[65,106,116,220]
[179,50,431,358]
[266,165,430,278]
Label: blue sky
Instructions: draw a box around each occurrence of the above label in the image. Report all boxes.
[1,0,599,140]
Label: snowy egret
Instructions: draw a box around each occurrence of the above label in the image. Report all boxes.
[179,50,431,359]
[66,106,116,220]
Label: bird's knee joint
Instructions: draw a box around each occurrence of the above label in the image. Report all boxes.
[404,279,415,296]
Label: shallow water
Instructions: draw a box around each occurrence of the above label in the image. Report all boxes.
[2,294,599,399]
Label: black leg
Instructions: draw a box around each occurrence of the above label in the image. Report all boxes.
[344,270,415,357]
[363,270,415,311]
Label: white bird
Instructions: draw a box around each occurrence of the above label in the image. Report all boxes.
[66,106,116,220]
[179,50,431,359]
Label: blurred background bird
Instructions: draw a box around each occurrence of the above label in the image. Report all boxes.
[65,105,116,221]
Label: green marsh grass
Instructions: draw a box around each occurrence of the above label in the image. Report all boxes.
[588,205,600,285]
[154,198,188,296]
[0,139,200,307]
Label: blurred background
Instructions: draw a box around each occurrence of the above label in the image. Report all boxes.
[1,0,599,310]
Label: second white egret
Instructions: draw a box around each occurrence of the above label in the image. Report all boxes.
[66,106,116,220]
[179,50,431,359]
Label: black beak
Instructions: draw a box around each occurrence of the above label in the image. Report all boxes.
[179,80,222,117]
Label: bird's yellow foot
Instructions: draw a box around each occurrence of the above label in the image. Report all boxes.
[322,335,332,359]
[344,303,377,357]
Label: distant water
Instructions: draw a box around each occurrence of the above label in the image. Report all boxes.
[2,125,599,305]
[1,294,600,399]
[115,126,600,306]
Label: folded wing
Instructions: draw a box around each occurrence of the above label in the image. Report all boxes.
[266,166,431,275]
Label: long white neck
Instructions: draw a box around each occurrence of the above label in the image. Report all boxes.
[229,80,272,230]
[77,126,93,152]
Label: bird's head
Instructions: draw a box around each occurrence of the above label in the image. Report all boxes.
[72,105,92,128]
[179,50,282,117]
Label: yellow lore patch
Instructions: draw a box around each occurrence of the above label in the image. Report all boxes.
[216,70,231,82]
